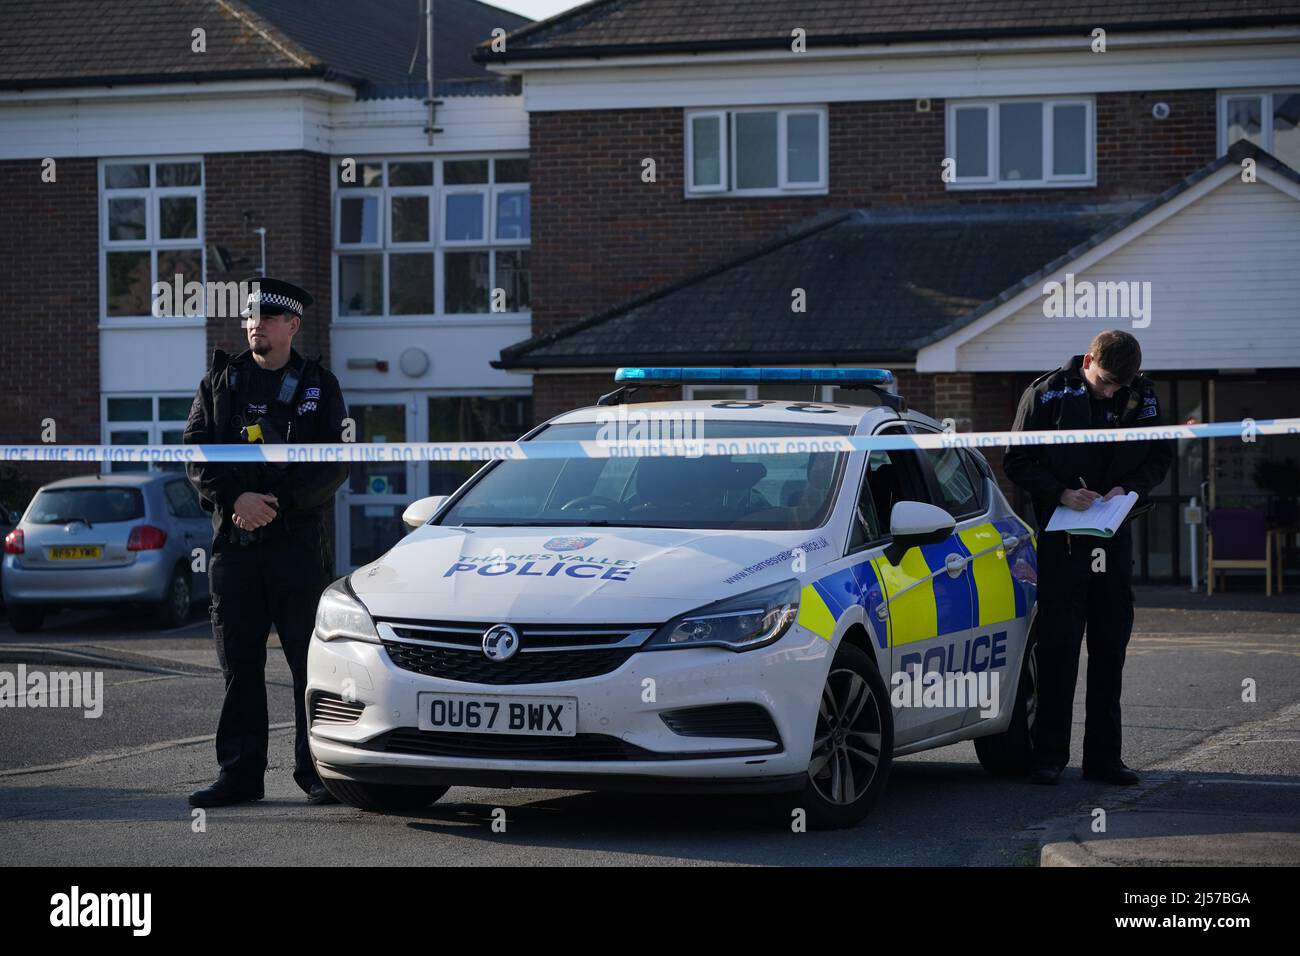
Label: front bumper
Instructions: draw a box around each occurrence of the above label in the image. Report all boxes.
[307,622,830,793]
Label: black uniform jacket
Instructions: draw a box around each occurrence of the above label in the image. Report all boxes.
[1003,353,1175,531]
[183,347,349,535]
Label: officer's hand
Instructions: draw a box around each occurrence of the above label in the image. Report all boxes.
[233,492,279,529]
[1060,488,1101,511]
[1102,486,1127,501]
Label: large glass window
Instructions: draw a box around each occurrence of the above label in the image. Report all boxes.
[102,395,191,473]
[334,157,530,317]
[101,159,204,319]
[685,107,828,196]
[1220,90,1300,171]
[946,98,1094,188]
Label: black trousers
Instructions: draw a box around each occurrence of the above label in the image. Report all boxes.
[208,520,330,793]
[1030,523,1135,771]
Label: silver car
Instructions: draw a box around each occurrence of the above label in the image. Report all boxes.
[2,473,211,633]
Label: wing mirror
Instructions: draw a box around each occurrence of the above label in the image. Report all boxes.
[401,495,448,531]
[883,500,955,565]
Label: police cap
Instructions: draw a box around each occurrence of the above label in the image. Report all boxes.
[240,276,314,319]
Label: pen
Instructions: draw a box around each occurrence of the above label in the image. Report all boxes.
[1078,477,1088,489]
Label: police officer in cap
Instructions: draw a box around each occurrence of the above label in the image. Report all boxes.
[184,277,349,807]
[1004,330,1173,787]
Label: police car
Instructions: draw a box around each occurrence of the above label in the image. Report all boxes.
[307,369,1039,828]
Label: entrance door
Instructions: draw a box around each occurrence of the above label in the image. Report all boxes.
[337,394,419,573]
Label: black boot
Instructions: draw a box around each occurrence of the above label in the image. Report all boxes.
[1082,762,1139,785]
[189,775,264,807]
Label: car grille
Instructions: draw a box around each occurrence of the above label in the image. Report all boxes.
[364,729,777,762]
[310,693,365,725]
[660,703,782,744]
[377,619,655,686]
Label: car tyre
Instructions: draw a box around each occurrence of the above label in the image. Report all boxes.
[7,604,45,633]
[154,565,192,628]
[323,778,450,813]
[974,623,1038,776]
[777,639,893,830]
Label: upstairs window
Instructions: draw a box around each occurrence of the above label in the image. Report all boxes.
[686,107,828,196]
[1220,90,1300,171]
[946,98,1094,188]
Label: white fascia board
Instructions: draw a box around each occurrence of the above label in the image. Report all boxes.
[487,26,1300,73]
[914,163,1294,373]
[0,77,356,104]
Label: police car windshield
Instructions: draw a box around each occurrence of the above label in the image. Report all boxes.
[439,420,851,531]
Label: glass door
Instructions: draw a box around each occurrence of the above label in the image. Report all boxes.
[337,394,420,572]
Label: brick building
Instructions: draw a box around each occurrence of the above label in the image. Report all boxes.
[481,0,1300,583]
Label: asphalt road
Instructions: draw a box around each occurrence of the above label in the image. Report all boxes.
[1,589,1298,866]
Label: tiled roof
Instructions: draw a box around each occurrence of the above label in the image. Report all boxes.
[0,0,528,90]
[479,0,1300,60]
[497,141,1297,371]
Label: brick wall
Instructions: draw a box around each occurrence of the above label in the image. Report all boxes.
[0,157,101,494]
[203,151,333,362]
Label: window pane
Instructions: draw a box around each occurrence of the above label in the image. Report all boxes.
[388,253,434,315]
[348,404,407,494]
[390,195,429,242]
[1272,91,1300,172]
[159,432,186,472]
[108,197,147,240]
[1225,96,1263,147]
[106,250,152,316]
[339,196,379,244]
[157,248,202,297]
[108,397,152,421]
[338,162,382,187]
[955,107,989,178]
[445,193,485,241]
[156,162,201,186]
[338,254,383,315]
[786,112,820,183]
[999,101,1043,181]
[495,189,530,240]
[691,115,722,187]
[925,448,979,516]
[104,163,149,188]
[496,158,529,183]
[159,397,191,420]
[495,249,530,311]
[427,395,532,495]
[158,195,198,239]
[388,161,432,186]
[444,159,489,185]
[735,111,778,189]
[445,251,489,313]
[1052,103,1087,176]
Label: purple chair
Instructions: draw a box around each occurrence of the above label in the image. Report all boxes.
[1207,508,1273,596]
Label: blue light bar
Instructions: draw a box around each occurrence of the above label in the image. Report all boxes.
[615,367,895,386]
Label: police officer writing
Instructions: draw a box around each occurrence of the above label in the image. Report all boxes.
[184,277,349,807]
[1004,330,1173,786]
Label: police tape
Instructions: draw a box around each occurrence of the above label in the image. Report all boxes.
[2,418,1296,464]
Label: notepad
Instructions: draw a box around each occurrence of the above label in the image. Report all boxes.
[1045,491,1139,537]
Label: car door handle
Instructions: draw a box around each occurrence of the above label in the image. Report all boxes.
[874,551,967,620]
[944,552,967,578]
[1001,534,1020,551]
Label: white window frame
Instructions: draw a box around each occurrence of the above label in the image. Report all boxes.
[685,105,829,198]
[331,155,530,323]
[945,96,1096,190]
[100,393,191,473]
[1217,88,1300,158]
[99,157,205,324]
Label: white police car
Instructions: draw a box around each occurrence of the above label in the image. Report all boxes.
[307,369,1039,828]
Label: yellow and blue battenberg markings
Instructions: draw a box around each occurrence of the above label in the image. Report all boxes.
[799,519,1037,647]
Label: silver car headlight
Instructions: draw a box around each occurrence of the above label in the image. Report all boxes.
[645,578,800,652]
[314,577,381,644]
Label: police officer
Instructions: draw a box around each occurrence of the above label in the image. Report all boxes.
[184,277,349,807]
[1004,330,1173,786]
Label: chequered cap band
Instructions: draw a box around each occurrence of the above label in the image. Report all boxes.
[242,291,304,316]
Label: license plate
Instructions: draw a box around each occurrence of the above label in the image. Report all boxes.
[417,692,577,737]
[48,546,102,560]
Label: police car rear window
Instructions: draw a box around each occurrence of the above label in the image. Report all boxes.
[439,420,851,531]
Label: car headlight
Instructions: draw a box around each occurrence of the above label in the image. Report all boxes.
[645,578,800,652]
[314,577,381,644]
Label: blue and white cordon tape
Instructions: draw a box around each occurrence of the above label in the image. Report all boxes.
[1,419,1296,465]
